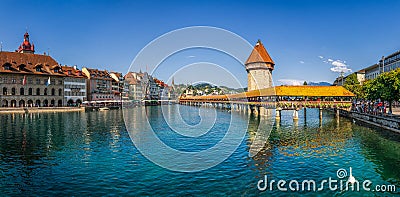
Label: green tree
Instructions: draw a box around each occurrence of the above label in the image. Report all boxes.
[363,68,400,113]
[343,73,364,98]
[377,69,400,113]
[303,81,308,85]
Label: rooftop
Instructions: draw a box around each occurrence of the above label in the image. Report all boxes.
[0,51,63,76]
[61,65,87,78]
[181,86,355,100]
[83,67,112,80]
[245,40,275,67]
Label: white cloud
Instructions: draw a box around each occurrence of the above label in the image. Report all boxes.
[331,60,346,67]
[330,60,352,73]
[187,55,196,58]
[299,61,305,64]
[318,55,352,73]
[319,56,352,74]
[278,79,304,86]
[330,67,352,73]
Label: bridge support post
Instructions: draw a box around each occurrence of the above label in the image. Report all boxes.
[275,107,281,119]
[259,106,265,116]
[256,106,260,116]
[293,108,299,120]
[319,108,323,127]
[319,108,323,119]
[335,108,340,119]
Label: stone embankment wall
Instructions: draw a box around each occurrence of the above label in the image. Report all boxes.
[0,107,84,113]
[340,109,400,133]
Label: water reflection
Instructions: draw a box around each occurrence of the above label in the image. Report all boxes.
[246,108,400,196]
[0,107,399,196]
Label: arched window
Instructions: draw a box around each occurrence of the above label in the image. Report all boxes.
[44,88,47,95]
[20,88,24,95]
[28,88,33,95]
[51,88,55,96]
[11,88,16,95]
[2,87,7,95]
[36,88,40,95]
[59,89,62,96]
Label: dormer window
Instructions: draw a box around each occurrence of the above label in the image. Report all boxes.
[54,68,59,73]
[68,70,72,75]
[18,64,26,71]
[34,64,43,72]
[3,63,12,70]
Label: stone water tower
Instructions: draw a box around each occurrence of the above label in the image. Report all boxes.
[245,40,274,91]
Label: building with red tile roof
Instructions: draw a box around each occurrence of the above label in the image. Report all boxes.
[124,71,144,101]
[110,71,126,100]
[245,40,274,91]
[82,67,117,101]
[0,32,65,107]
[61,65,87,106]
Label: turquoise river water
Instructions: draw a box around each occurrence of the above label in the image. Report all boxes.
[0,105,399,196]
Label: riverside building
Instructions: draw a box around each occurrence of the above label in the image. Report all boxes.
[81,67,115,101]
[61,65,87,106]
[0,32,64,107]
[124,71,144,101]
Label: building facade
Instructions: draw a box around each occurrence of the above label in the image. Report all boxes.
[245,40,274,91]
[357,50,400,82]
[382,50,400,73]
[124,72,144,101]
[62,65,87,106]
[364,64,380,81]
[0,32,65,107]
[0,53,64,107]
[82,67,115,101]
[110,72,125,101]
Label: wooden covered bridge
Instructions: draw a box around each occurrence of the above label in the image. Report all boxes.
[179,85,355,120]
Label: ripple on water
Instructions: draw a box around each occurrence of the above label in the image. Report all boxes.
[0,107,399,196]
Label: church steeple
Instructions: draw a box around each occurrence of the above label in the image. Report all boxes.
[17,31,35,54]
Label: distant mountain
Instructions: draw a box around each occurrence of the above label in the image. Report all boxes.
[307,81,332,86]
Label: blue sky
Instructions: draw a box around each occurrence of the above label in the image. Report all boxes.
[1,0,399,87]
